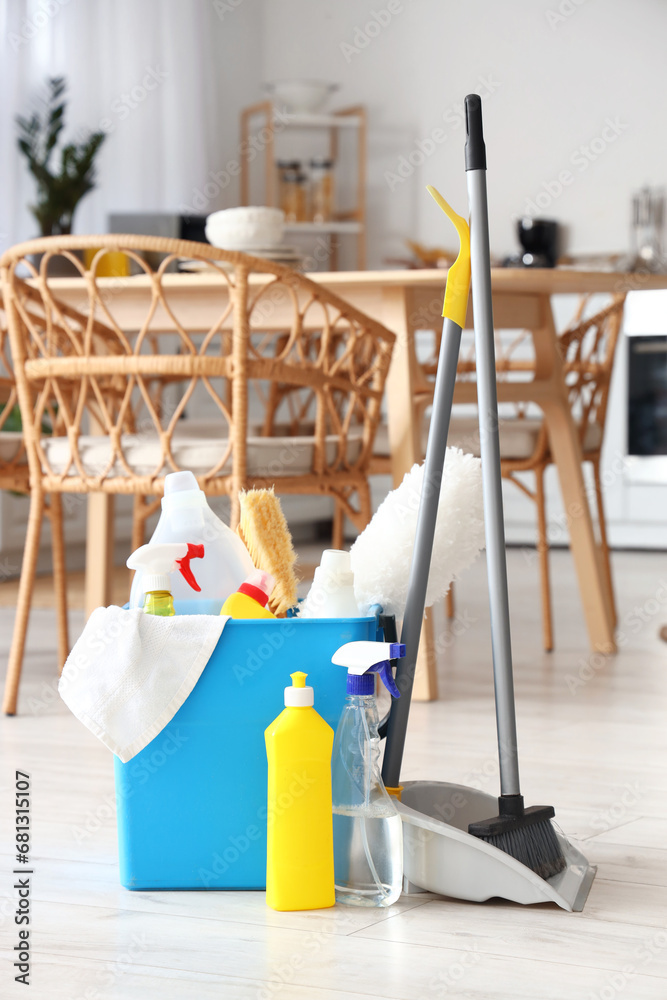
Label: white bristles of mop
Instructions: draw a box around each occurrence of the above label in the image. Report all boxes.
[350,448,485,619]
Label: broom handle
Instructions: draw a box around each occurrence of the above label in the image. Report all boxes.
[465,95,521,798]
[382,315,463,789]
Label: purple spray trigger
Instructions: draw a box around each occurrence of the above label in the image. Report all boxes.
[373,660,400,699]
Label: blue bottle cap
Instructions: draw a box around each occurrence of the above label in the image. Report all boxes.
[346,660,400,698]
[347,673,375,696]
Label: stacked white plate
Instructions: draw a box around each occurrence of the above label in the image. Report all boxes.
[180,250,304,273]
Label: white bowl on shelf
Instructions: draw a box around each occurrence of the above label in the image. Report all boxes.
[205,207,285,251]
[263,80,339,114]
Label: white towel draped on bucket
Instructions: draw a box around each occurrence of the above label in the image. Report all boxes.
[59,606,228,762]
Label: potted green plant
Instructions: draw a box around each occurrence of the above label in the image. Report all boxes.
[16,76,106,247]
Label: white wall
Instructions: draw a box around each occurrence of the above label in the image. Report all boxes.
[261,0,667,267]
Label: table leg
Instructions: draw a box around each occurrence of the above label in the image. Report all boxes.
[412,607,437,700]
[383,287,422,487]
[382,287,438,702]
[539,308,616,653]
[85,493,114,618]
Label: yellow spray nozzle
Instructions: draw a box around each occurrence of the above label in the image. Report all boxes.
[426,185,471,329]
[290,671,307,688]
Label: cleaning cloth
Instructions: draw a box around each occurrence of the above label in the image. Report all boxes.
[58,607,228,762]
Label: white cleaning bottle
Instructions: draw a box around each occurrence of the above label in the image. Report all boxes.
[126,542,204,617]
[299,550,360,618]
[330,640,406,906]
[129,471,254,614]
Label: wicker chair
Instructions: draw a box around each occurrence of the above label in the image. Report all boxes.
[450,295,625,650]
[0,235,395,713]
[0,300,70,677]
[495,294,626,650]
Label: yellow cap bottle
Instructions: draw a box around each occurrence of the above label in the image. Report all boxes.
[264,671,335,910]
[220,569,277,619]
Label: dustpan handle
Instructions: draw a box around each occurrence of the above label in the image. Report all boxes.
[466,94,521,797]
[381,316,463,789]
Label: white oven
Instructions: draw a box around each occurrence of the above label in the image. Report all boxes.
[623,290,667,486]
[501,289,667,551]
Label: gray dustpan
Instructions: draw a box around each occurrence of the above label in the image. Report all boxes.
[397,781,595,911]
[381,96,595,911]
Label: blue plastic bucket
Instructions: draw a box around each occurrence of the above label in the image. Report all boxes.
[114,615,381,890]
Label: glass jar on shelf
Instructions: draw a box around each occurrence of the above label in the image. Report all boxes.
[276,159,300,213]
[309,158,335,222]
[277,161,307,222]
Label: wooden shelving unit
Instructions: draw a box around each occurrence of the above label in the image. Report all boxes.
[239,101,367,270]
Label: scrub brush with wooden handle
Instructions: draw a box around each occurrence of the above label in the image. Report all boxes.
[237,488,298,616]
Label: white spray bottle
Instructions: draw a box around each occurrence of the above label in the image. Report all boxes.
[126,542,204,617]
[129,471,254,614]
[330,640,405,907]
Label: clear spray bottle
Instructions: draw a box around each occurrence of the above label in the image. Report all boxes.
[331,640,405,906]
[126,542,204,616]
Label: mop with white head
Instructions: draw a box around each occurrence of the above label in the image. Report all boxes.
[350,448,485,618]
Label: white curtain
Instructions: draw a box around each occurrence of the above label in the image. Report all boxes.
[0,0,263,252]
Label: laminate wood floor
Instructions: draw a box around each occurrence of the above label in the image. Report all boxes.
[1,548,666,999]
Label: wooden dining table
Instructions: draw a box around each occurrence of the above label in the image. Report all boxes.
[48,266,667,700]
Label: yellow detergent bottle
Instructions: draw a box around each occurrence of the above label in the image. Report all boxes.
[220,569,276,619]
[264,672,335,911]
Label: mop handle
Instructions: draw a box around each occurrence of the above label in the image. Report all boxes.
[465,94,521,797]
[381,315,463,790]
